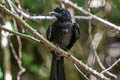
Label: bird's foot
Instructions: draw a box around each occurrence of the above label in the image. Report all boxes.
[67,51,73,57]
[55,44,60,49]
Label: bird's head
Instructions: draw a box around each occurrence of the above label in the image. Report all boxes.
[49,7,71,21]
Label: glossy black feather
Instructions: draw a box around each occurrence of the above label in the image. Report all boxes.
[66,23,80,49]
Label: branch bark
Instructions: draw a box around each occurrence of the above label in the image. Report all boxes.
[0,26,40,42]
[63,0,120,31]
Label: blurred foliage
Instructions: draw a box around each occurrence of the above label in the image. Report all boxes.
[0,68,3,80]
[0,0,120,80]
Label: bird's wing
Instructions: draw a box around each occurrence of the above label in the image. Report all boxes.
[72,23,80,40]
[67,23,80,50]
[46,24,53,41]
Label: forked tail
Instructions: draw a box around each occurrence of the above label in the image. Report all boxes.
[50,51,66,80]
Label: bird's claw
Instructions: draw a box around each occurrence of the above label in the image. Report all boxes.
[68,51,73,57]
[55,44,60,49]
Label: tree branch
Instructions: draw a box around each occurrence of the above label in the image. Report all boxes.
[101,58,120,74]
[0,26,40,43]
[11,2,92,20]
[63,0,120,31]
[0,4,110,80]
[9,40,25,80]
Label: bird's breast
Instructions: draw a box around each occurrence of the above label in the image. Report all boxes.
[52,26,73,49]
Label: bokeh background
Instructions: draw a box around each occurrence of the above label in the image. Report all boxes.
[0,0,120,80]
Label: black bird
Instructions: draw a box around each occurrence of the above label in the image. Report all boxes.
[46,7,80,80]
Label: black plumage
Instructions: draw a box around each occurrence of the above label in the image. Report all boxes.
[46,7,80,80]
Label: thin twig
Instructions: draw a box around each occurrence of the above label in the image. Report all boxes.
[15,0,22,17]
[101,58,120,74]
[14,19,22,58]
[11,3,92,20]
[0,4,109,80]
[88,8,92,41]
[5,0,22,59]
[0,26,40,43]
[74,64,89,80]
[91,45,117,79]
[15,0,24,32]
[9,40,25,80]
[63,0,120,31]
[5,0,14,11]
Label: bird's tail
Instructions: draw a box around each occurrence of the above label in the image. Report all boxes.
[50,51,66,80]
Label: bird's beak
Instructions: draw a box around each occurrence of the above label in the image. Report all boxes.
[49,11,61,17]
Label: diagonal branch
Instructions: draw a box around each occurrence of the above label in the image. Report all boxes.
[101,58,120,74]
[0,4,110,80]
[91,45,117,79]
[0,26,40,42]
[63,0,120,31]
